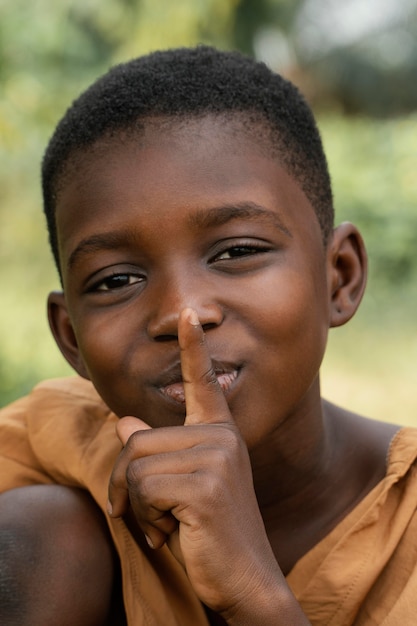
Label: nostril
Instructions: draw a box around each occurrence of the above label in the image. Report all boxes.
[153,333,178,343]
[201,322,218,332]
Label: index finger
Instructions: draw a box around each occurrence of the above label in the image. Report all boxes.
[179,307,234,426]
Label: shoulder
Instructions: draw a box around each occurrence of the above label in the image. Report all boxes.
[1,376,108,416]
[1,376,114,423]
[32,375,107,405]
[24,376,118,449]
[386,427,417,482]
[1,375,115,439]
[0,377,119,491]
[324,401,402,484]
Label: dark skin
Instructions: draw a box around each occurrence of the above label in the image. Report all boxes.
[37,115,398,624]
[0,485,126,625]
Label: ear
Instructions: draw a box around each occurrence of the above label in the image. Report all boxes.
[47,291,90,379]
[327,222,367,328]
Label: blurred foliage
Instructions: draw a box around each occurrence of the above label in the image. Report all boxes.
[233,0,417,116]
[321,115,417,294]
[0,0,416,419]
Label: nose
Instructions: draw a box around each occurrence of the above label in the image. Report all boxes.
[146,273,224,341]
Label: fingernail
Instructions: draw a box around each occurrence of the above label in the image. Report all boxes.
[145,534,155,549]
[106,499,113,516]
[188,308,199,326]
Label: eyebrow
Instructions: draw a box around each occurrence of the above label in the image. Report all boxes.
[66,201,292,270]
[189,202,293,237]
[67,230,137,270]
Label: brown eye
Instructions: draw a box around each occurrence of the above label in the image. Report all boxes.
[215,245,268,261]
[94,274,142,292]
[222,246,258,258]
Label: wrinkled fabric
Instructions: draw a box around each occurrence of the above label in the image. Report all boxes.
[1,377,416,625]
[287,427,417,625]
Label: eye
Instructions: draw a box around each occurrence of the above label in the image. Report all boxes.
[89,273,143,292]
[212,243,270,262]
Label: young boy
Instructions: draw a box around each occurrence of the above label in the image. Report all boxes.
[0,46,416,626]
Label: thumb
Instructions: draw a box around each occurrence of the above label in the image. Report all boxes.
[116,415,151,446]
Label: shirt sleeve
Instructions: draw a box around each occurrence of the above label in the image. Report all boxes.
[0,393,54,490]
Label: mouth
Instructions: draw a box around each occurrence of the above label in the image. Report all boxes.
[157,364,240,404]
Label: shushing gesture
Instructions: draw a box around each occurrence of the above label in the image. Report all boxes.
[108,308,307,624]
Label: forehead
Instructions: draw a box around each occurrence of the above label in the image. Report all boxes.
[59,114,277,188]
[60,112,274,177]
[55,116,321,271]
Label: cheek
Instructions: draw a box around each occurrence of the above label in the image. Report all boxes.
[249,266,329,338]
[250,270,330,387]
[235,277,328,448]
[74,320,146,418]
[73,309,140,380]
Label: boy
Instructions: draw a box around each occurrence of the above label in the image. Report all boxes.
[0,46,416,625]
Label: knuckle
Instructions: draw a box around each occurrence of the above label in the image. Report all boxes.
[198,470,223,509]
[218,424,242,450]
[124,429,146,454]
[201,366,221,390]
[125,460,147,497]
[196,425,243,464]
[125,467,163,513]
[207,444,233,474]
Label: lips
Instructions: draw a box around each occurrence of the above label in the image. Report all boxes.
[157,363,239,404]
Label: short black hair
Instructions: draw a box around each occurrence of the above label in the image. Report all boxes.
[42,45,334,272]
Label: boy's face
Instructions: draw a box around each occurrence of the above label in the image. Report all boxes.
[51,116,332,450]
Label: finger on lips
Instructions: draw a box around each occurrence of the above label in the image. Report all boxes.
[108,307,234,524]
[180,307,233,426]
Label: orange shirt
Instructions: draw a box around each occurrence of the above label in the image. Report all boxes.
[1,377,417,625]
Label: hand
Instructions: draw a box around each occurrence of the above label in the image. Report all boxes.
[108,309,304,622]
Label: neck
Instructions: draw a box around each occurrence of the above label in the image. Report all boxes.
[250,396,332,511]
[248,397,399,574]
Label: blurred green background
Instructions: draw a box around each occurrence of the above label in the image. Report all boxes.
[1,0,416,424]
